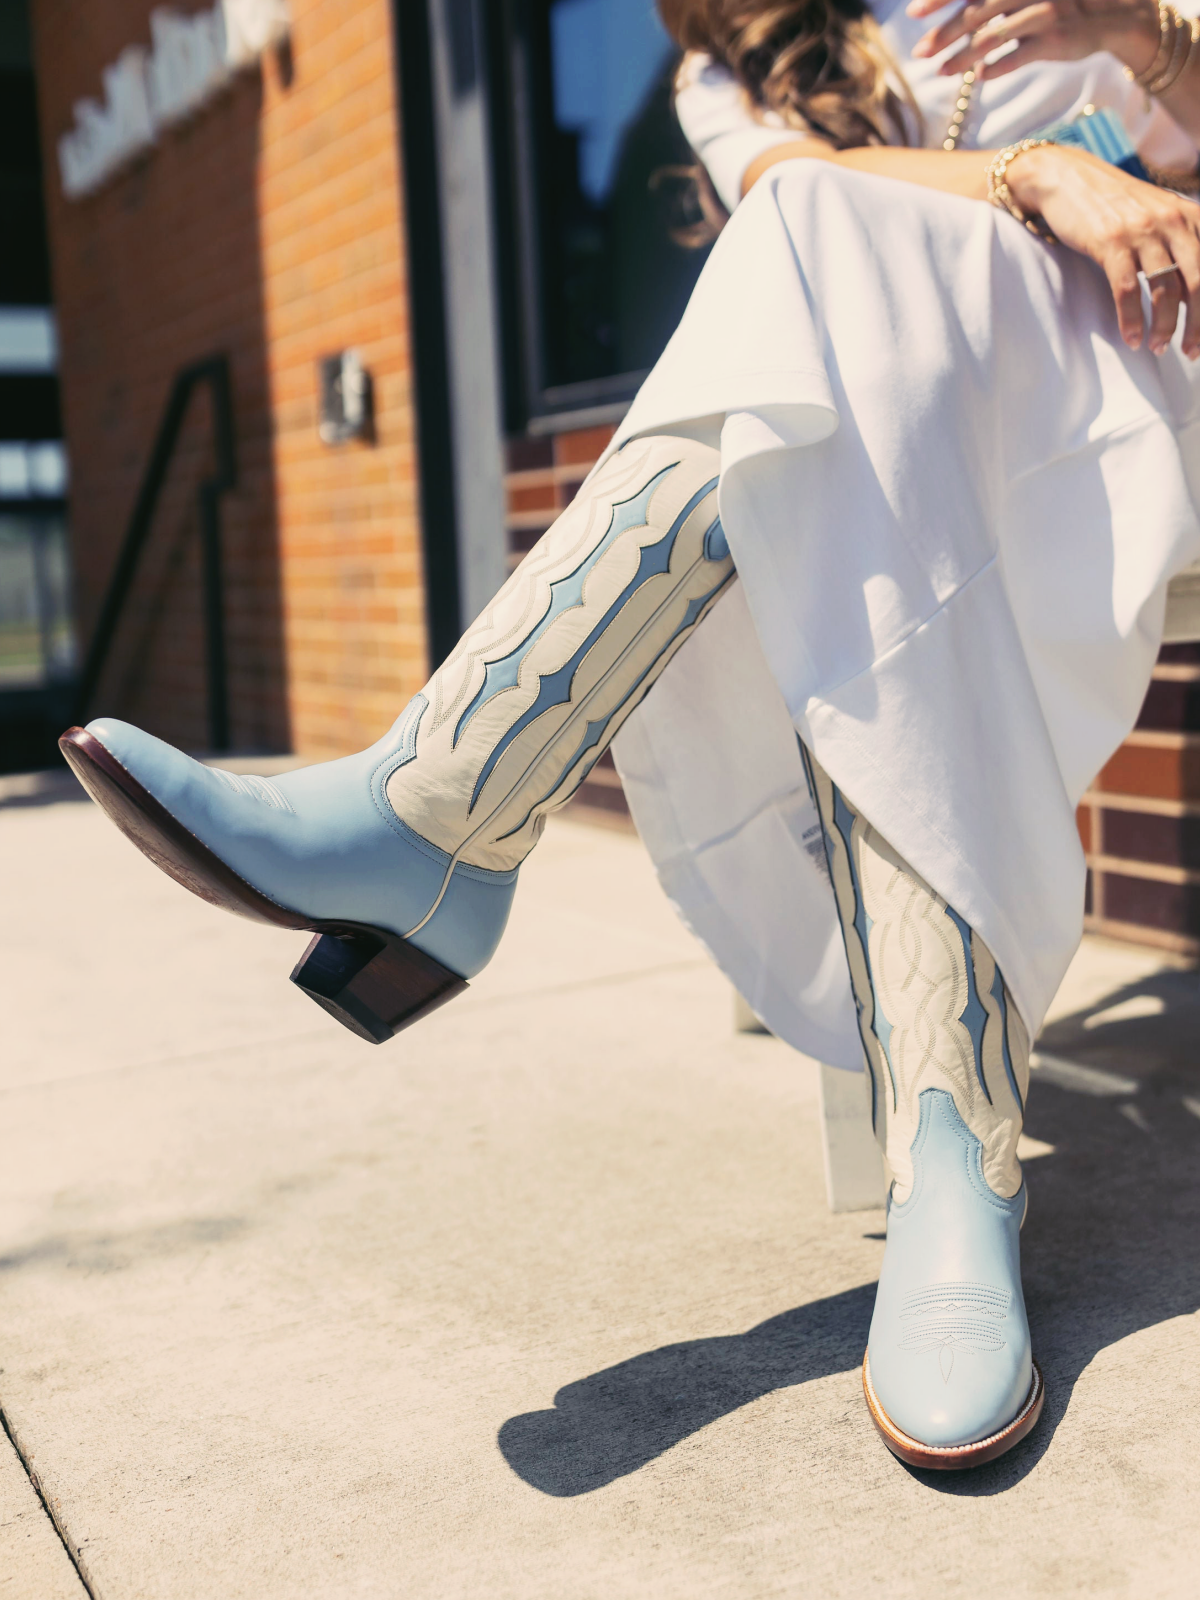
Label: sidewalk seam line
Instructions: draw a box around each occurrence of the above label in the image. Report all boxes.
[0,1399,101,1600]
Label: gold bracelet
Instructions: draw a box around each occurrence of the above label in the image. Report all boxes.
[1126,1,1193,93]
[1148,5,1190,91]
[985,139,1058,243]
[1128,1,1174,89]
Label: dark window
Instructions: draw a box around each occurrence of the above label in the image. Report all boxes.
[488,0,714,426]
[0,0,75,726]
[0,0,52,307]
[0,508,73,689]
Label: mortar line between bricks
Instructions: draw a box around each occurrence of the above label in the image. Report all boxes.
[0,1399,101,1600]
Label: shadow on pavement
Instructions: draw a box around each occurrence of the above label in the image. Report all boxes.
[0,1213,249,1275]
[500,965,1200,1497]
[939,963,1200,1493]
[498,1282,874,1496]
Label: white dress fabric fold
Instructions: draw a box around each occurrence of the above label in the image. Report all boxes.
[608,153,1200,1068]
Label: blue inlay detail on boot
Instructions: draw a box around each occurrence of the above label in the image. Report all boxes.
[453,466,677,748]
[867,1088,1031,1448]
[466,476,719,812]
[831,788,871,993]
[800,740,883,1137]
[945,904,991,1105]
[703,516,729,561]
[370,693,427,796]
[493,732,612,845]
[872,990,896,1090]
[677,570,730,633]
[830,784,897,1114]
[492,567,733,844]
[992,966,1024,1114]
[570,716,611,773]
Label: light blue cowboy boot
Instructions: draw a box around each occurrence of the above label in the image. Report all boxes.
[803,748,1045,1469]
[61,436,733,1043]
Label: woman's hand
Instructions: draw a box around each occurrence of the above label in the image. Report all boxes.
[1008,142,1200,353]
[740,136,1200,357]
[907,0,1161,80]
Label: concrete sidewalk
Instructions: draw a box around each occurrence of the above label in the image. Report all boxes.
[1,771,1198,1598]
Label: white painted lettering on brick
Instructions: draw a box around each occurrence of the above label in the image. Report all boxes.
[58,0,291,200]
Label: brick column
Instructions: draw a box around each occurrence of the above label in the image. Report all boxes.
[33,0,428,757]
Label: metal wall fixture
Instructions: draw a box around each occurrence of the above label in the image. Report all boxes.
[317,349,374,445]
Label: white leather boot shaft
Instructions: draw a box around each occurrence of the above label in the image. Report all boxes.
[387,436,732,873]
[804,750,1030,1203]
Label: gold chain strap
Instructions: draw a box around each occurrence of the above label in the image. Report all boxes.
[943,69,977,150]
[944,1,1197,144]
[943,11,1200,185]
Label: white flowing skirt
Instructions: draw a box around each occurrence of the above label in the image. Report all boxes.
[607,160,1200,1069]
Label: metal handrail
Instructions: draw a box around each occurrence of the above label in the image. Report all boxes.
[72,354,236,749]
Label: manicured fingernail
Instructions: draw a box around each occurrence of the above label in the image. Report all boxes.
[913,37,932,55]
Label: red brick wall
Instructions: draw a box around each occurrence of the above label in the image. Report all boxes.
[1081,643,1200,953]
[33,0,427,756]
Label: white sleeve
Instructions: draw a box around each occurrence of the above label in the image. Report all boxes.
[673,52,806,213]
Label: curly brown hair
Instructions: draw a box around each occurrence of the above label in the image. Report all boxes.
[659,0,918,151]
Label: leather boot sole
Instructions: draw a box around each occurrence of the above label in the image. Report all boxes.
[863,1352,1045,1470]
[59,726,467,1043]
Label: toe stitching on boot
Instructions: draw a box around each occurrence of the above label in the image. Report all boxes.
[862,1352,1044,1470]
